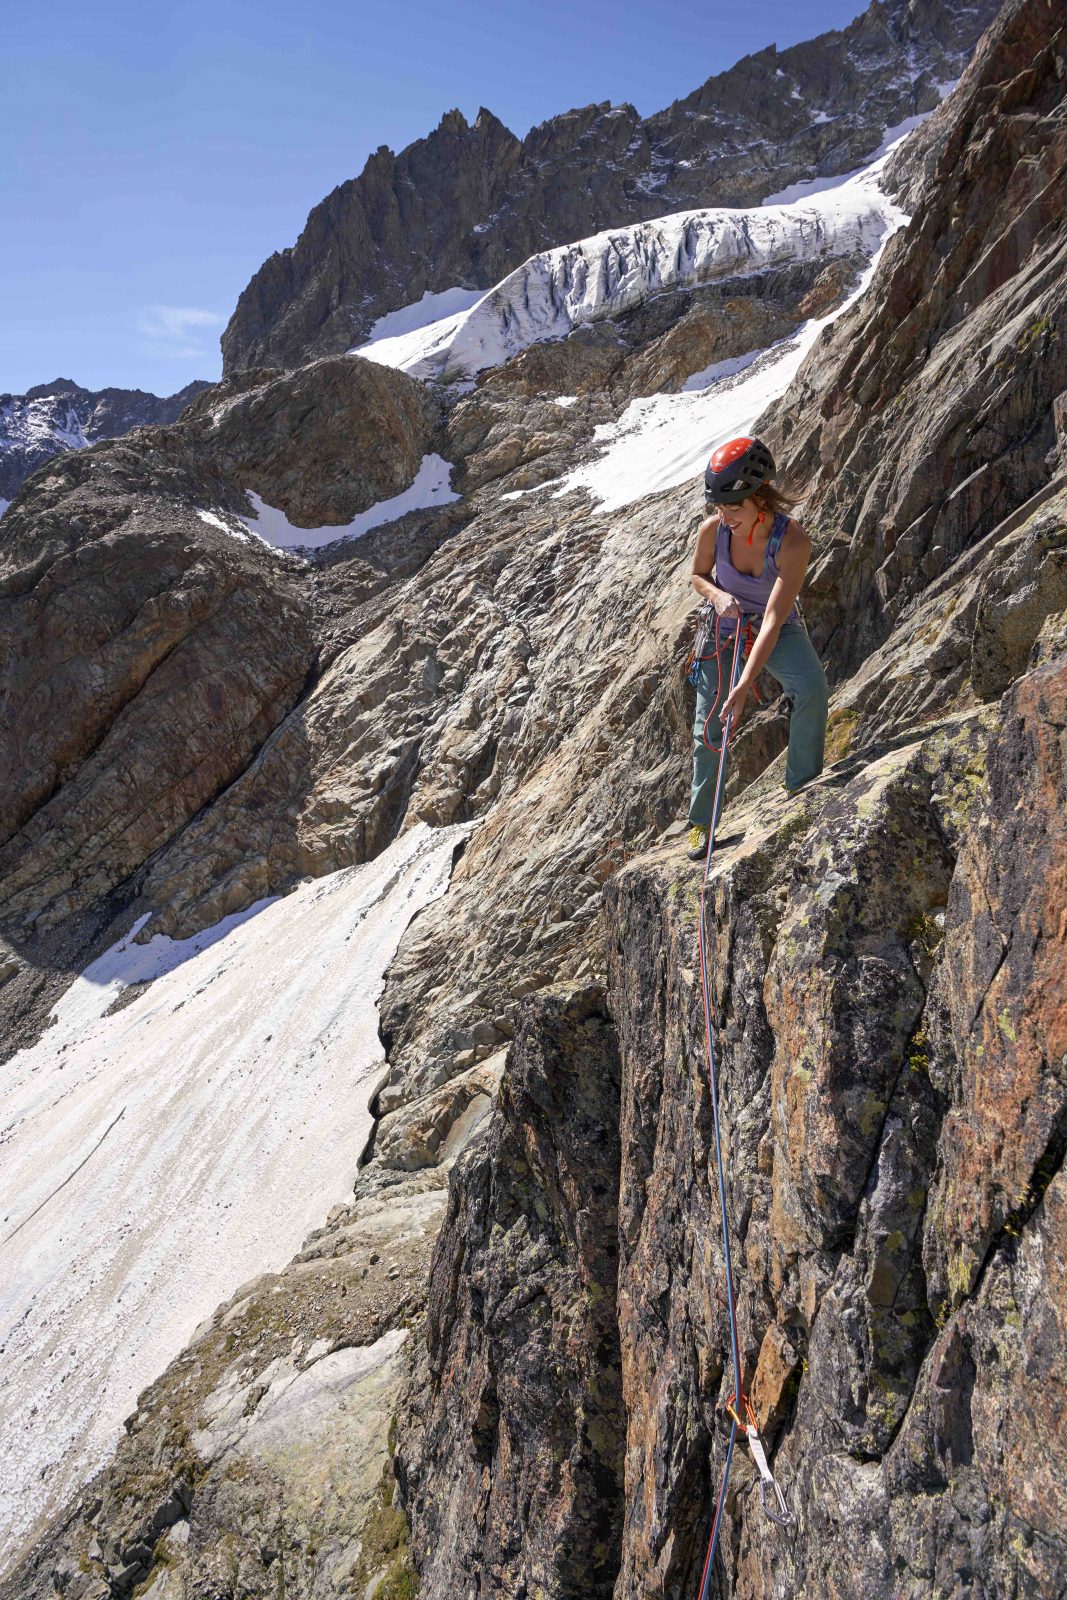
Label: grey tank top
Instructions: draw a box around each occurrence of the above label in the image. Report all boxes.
[714,511,799,629]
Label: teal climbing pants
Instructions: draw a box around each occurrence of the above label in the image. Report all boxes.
[688,620,829,829]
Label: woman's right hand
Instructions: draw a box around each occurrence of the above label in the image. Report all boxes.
[709,588,740,619]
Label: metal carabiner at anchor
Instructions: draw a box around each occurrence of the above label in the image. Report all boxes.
[745,1423,794,1528]
[758,1470,793,1527]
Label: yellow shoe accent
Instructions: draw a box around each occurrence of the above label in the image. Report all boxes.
[686,826,708,859]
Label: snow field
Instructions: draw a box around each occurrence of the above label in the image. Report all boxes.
[0,822,468,1568]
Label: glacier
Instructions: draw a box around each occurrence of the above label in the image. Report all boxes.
[548,213,905,513]
[356,158,903,387]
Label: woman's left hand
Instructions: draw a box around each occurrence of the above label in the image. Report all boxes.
[720,680,752,728]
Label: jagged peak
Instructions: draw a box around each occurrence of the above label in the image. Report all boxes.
[437,107,469,134]
[473,106,509,133]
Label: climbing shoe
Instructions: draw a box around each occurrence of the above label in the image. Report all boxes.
[686,825,709,860]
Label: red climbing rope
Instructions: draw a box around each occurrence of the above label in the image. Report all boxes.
[692,618,792,1600]
[689,609,761,756]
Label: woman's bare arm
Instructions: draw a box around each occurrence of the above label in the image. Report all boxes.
[691,515,739,614]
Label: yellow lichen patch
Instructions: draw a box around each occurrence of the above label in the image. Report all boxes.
[906,1025,931,1074]
[948,1252,974,1301]
[1017,313,1055,352]
[859,1093,887,1138]
[997,1008,1017,1042]
[825,706,861,762]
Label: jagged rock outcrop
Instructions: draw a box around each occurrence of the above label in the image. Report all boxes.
[605,623,1065,1600]
[399,988,626,1600]
[221,0,997,373]
[761,0,1067,676]
[178,355,438,525]
[0,377,210,503]
[0,351,440,1048]
[0,443,313,940]
[396,621,1065,1599]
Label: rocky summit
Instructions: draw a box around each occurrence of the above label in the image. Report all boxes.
[0,0,1065,1597]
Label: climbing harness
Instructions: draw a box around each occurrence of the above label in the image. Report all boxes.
[686,511,791,695]
[686,605,759,715]
[691,618,793,1600]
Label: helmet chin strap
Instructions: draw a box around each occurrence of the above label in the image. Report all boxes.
[710,497,768,547]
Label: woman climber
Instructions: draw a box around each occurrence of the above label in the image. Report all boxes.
[685,436,828,861]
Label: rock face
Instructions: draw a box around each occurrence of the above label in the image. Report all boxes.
[399,988,626,1600]
[0,442,313,939]
[598,640,1067,1599]
[221,0,998,373]
[0,377,210,503]
[2,2,1066,1598]
[762,0,1067,677]
[0,350,437,1063]
[178,356,437,526]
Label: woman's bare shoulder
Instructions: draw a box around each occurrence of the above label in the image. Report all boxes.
[784,516,812,550]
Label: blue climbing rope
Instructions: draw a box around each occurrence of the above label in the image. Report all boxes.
[692,618,792,1599]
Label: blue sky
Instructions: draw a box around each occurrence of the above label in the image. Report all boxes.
[2,0,870,396]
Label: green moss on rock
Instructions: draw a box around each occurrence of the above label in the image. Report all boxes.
[352,1468,418,1600]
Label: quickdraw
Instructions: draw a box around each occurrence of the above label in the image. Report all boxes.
[692,619,793,1600]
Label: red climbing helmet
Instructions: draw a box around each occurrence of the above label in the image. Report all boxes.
[704,436,776,504]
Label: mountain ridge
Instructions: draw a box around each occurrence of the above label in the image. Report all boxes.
[220,0,1000,374]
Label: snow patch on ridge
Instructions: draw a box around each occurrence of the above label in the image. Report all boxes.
[195,506,276,547]
[360,286,487,347]
[240,454,459,550]
[0,822,469,1566]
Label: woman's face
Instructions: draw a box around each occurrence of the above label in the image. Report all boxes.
[711,497,758,533]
